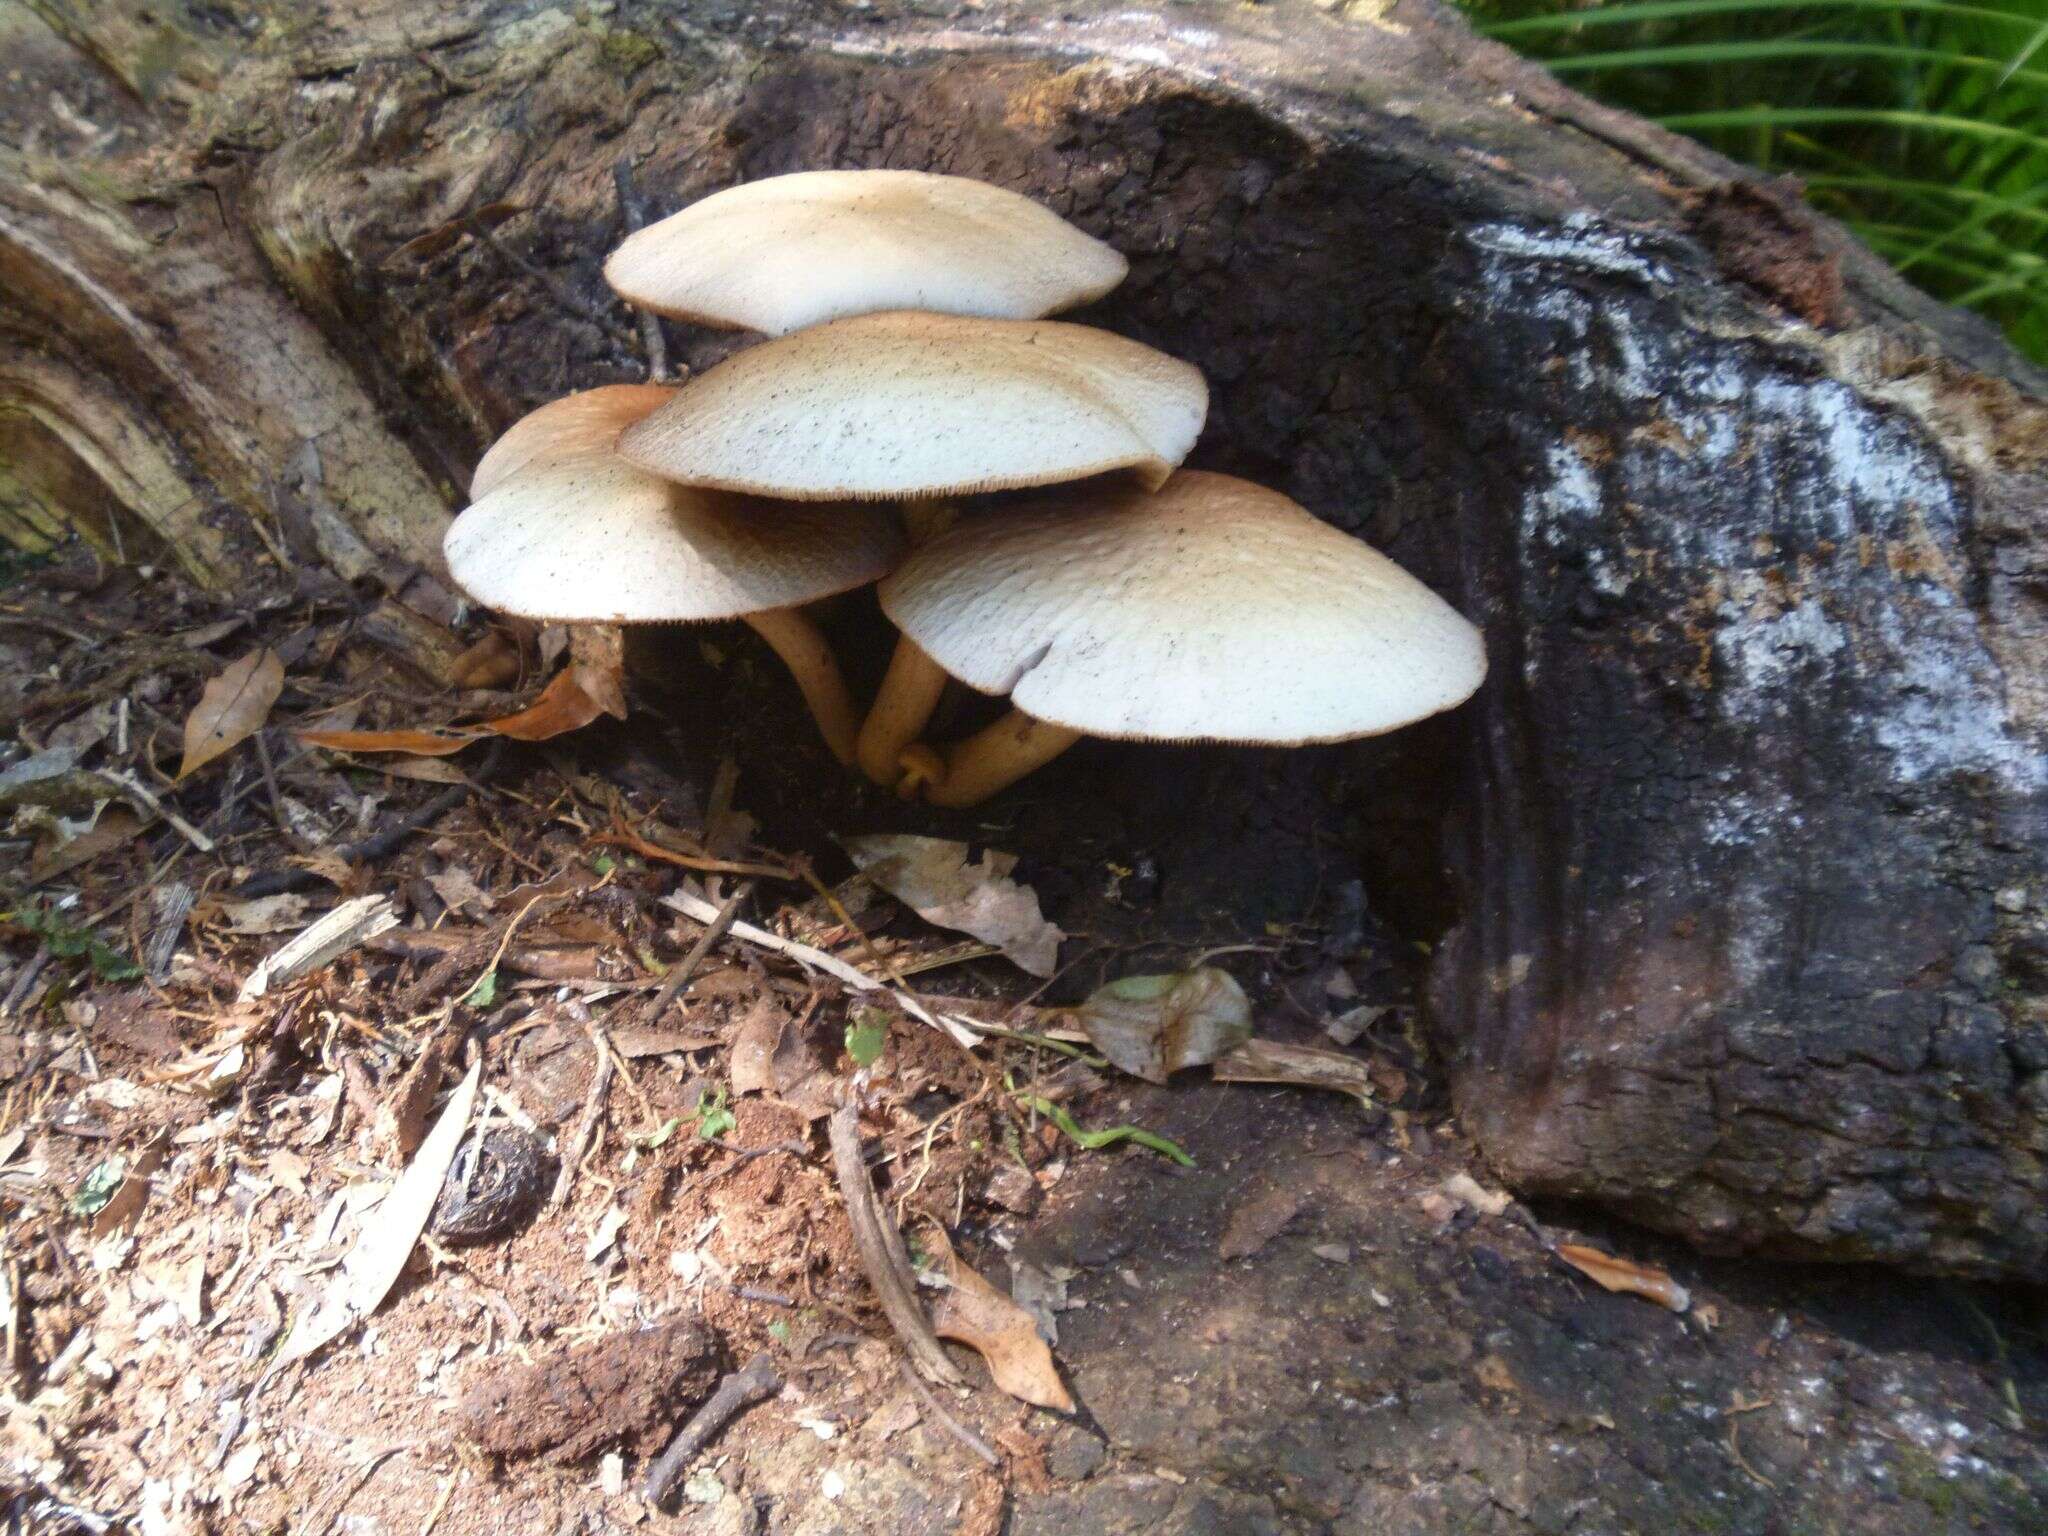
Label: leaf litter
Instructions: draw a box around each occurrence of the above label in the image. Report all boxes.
[0,554,1827,1536]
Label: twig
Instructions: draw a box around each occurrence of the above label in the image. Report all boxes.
[646,880,752,1022]
[643,1354,783,1506]
[101,769,215,853]
[478,227,629,339]
[612,159,669,382]
[662,889,982,1049]
[732,1285,794,1307]
[551,1030,615,1206]
[675,1139,810,1201]
[236,742,505,897]
[897,1360,1000,1468]
[597,817,792,880]
[2,950,49,1021]
[252,729,295,844]
[827,1104,963,1389]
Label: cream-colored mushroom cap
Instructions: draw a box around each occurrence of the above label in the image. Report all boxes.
[878,471,1487,742]
[445,386,904,624]
[616,311,1207,501]
[603,170,1128,336]
[469,383,673,499]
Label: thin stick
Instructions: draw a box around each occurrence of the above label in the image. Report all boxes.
[662,890,983,1050]
[252,729,293,843]
[611,159,669,383]
[596,815,792,881]
[646,880,752,1022]
[643,1354,783,1506]
[828,1104,963,1389]
[2,950,49,1021]
[101,769,215,853]
[897,1360,999,1467]
[551,1035,615,1206]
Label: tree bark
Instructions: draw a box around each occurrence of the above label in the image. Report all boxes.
[7,0,2044,1278]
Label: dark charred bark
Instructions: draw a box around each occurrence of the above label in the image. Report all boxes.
[6,0,2043,1277]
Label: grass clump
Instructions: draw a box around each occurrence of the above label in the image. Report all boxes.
[1459,0,2048,361]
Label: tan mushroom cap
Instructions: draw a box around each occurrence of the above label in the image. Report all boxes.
[616,311,1208,502]
[877,471,1487,743]
[469,383,674,499]
[445,386,904,624]
[603,170,1128,336]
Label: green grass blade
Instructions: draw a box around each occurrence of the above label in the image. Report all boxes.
[1545,41,2048,94]
[1658,106,2048,157]
[1482,0,2045,42]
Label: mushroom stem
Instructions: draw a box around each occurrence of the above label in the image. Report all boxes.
[741,606,861,767]
[856,638,952,786]
[856,498,958,788]
[918,711,1086,808]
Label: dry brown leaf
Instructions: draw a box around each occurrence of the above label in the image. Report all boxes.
[1556,1243,1691,1313]
[1076,968,1253,1084]
[729,995,787,1097]
[300,664,615,759]
[478,668,610,741]
[841,834,1064,977]
[925,1228,1074,1412]
[297,726,480,757]
[568,624,628,720]
[179,648,284,779]
[1212,1037,1376,1104]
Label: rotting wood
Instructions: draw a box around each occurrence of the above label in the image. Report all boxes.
[7,0,2043,1278]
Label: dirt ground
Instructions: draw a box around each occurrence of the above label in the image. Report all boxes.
[3,560,2044,1536]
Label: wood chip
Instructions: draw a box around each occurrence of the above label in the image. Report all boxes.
[277,1059,482,1365]
[239,895,398,1002]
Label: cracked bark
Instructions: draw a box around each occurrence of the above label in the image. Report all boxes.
[6,0,2044,1278]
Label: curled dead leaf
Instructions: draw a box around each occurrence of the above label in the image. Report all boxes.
[841,834,1063,978]
[1074,967,1252,1084]
[1556,1243,1690,1313]
[925,1228,1074,1413]
[179,648,284,779]
[1212,1037,1376,1105]
[470,667,609,741]
[299,664,618,759]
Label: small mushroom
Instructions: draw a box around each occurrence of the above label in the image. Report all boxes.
[875,471,1488,806]
[615,309,1206,502]
[603,169,1128,336]
[443,387,904,765]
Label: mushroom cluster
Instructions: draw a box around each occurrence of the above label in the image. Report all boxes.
[441,169,1486,806]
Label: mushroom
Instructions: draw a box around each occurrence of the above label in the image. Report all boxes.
[614,308,1210,786]
[444,386,904,765]
[874,471,1489,807]
[603,170,1128,337]
[615,309,1206,502]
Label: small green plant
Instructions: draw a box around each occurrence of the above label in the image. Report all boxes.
[691,1083,736,1141]
[1460,0,2048,361]
[69,1158,126,1218]
[460,969,499,1009]
[1011,1086,1195,1168]
[6,904,144,983]
[844,1008,890,1067]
